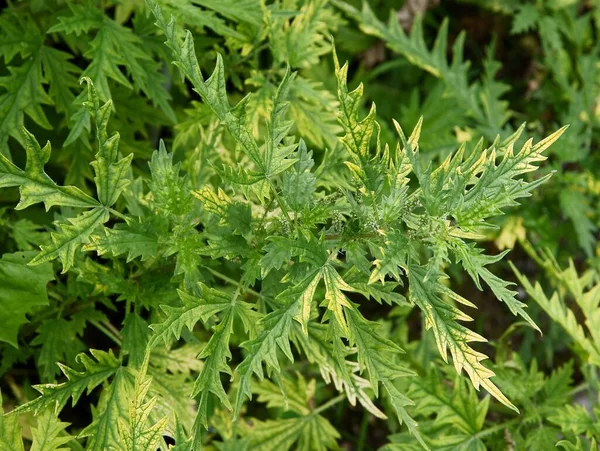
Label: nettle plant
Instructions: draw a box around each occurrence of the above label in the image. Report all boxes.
[0,1,569,450]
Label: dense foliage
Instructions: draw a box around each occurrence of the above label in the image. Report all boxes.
[0,0,599,449]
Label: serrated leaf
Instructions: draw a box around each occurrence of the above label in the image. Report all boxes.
[244,374,339,451]
[12,349,120,416]
[291,270,322,334]
[293,322,386,419]
[82,77,133,207]
[51,5,174,120]
[121,315,150,370]
[266,0,333,69]
[453,242,539,333]
[408,365,489,437]
[117,373,168,451]
[40,46,79,116]
[158,0,247,40]
[322,264,354,334]
[149,284,233,348]
[0,129,99,211]
[80,367,134,451]
[193,0,262,24]
[149,3,298,182]
[234,300,297,416]
[345,310,424,447]
[30,207,110,272]
[84,219,160,263]
[559,190,596,258]
[31,318,80,381]
[0,251,54,347]
[0,392,24,451]
[334,1,510,137]
[407,265,517,412]
[456,126,567,228]
[511,258,600,366]
[281,140,317,211]
[0,41,52,148]
[191,292,259,431]
[30,409,72,451]
[511,4,540,34]
[148,141,194,217]
[192,307,235,429]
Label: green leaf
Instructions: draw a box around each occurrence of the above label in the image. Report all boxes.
[149,2,297,182]
[347,310,413,392]
[31,318,81,381]
[452,242,539,333]
[557,438,598,451]
[281,140,317,211]
[51,5,174,120]
[343,266,408,306]
[47,5,104,36]
[549,404,600,437]
[150,343,204,376]
[193,0,262,24]
[147,369,196,439]
[407,265,518,412]
[158,0,247,40]
[480,42,511,135]
[191,290,259,431]
[511,4,540,34]
[192,307,235,429]
[82,77,133,207]
[117,373,168,451]
[288,77,341,149]
[455,126,568,229]
[345,310,423,447]
[0,392,24,451]
[245,416,338,451]
[0,129,99,211]
[149,284,233,348]
[293,321,386,419]
[322,264,354,334]
[266,0,334,69]
[30,409,73,451]
[84,219,161,263]
[148,141,194,217]
[234,300,297,416]
[80,367,134,451]
[12,349,120,416]
[0,251,54,347]
[408,365,489,438]
[40,46,79,116]
[559,190,596,257]
[263,66,298,178]
[0,38,52,148]
[333,48,378,178]
[511,257,600,366]
[121,314,150,370]
[291,270,322,334]
[243,375,340,451]
[333,1,509,138]
[30,207,110,272]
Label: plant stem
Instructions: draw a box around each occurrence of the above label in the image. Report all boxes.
[91,320,121,345]
[357,410,370,451]
[257,197,275,232]
[109,207,128,221]
[5,375,23,403]
[270,183,293,224]
[205,267,263,299]
[312,394,346,416]
[472,417,521,440]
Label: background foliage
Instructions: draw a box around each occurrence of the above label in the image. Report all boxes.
[0,0,599,450]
